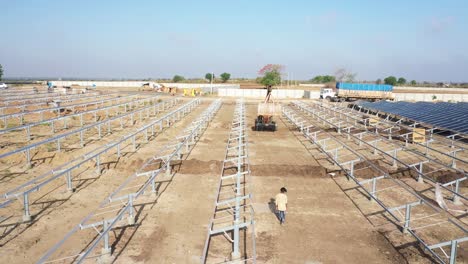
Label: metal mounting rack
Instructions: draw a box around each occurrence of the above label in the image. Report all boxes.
[0,93,119,115]
[0,98,194,223]
[201,99,256,263]
[0,98,180,166]
[0,91,101,106]
[0,95,154,140]
[0,94,131,128]
[297,101,467,205]
[36,99,220,264]
[283,103,467,264]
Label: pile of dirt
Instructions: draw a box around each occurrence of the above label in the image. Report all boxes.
[176,159,223,174]
[352,160,389,179]
[390,166,467,187]
[250,164,326,177]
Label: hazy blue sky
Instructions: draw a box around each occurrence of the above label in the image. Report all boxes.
[2,0,467,81]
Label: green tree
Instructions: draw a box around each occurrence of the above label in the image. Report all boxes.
[410,80,417,86]
[384,76,397,85]
[260,71,281,87]
[172,75,185,83]
[376,79,382,84]
[258,64,283,87]
[0,64,3,81]
[205,73,214,82]
[311,75,335,83]
[397,77,407,85]
[322,75,336,83]
[311,75,324,83]
[220,72,231,83]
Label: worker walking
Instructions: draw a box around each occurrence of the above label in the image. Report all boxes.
[275,187,288,225]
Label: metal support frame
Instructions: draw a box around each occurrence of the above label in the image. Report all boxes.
[0,94,143,139]
[0,97,173,165]
[0,91,102,107]
[37,99,221,264]
[0,99,198,221]
[302,101,467,204]
[283,104,467,264]
[201,99,256,263]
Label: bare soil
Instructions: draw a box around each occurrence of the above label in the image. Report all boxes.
[0,92,465,264]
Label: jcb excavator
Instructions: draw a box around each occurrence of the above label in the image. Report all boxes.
[254,85,281,131]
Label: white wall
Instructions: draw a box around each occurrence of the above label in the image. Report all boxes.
[395,86,468,93]
[218,88,306,98]
[50,81,160,87]
[299,84,325,88]
[161,83,239,89]
[394,93,468,102]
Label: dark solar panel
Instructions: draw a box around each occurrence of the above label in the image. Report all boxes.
[355,101,468,134]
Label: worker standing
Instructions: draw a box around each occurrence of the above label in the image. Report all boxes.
[275,187,288,225]
[265,85,273,103]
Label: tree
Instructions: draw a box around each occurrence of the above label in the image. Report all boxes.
[410,80,417,86]
[335,68,357,82]
[205,73,214,82]
[384,76,397,85]
[344,73,357,82]
[311,75,335,83]
[220,72,231,83]
[376,79,382,84]
[322,75,335,83]
[0,64,3,81]
[258,64,284,87]
[311,76,324,83]
[172,75,184,83]
[334,68,346,82]
[397,77,407,85]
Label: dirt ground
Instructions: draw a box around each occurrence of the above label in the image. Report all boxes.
[0,90,466,263]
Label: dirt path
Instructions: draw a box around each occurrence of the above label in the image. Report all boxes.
[247,103,404,264]
[114,101,235,263]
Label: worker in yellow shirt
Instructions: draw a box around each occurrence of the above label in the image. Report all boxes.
[275,187,288,225]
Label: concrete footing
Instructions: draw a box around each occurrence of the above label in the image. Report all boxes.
[453,195,462,205]
[22,214,32,222]
[128,216,135,226]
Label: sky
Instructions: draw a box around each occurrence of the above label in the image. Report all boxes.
[2,0,468,82]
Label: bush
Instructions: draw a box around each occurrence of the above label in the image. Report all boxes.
[172,75,185,83]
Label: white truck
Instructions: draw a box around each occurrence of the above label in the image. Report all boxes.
[0,83,8,89]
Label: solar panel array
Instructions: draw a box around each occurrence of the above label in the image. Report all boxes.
[355,101,468,134]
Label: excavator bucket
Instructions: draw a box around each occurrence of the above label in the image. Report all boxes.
[257,102,282,116]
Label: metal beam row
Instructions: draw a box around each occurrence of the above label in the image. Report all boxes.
[0,94,128,128]
[0,91,101,106]
[0,95,155,140]
[36,99,221,264]
[201,99,256,263]
[0,99,182,166]
[297,101,467,205]
[283,104,467,264]
[0,92,117,115]
[0,98,198,223]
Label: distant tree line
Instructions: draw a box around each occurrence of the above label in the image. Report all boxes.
[171,72,231,83]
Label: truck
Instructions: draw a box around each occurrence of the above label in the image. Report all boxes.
[320,82,394,102]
